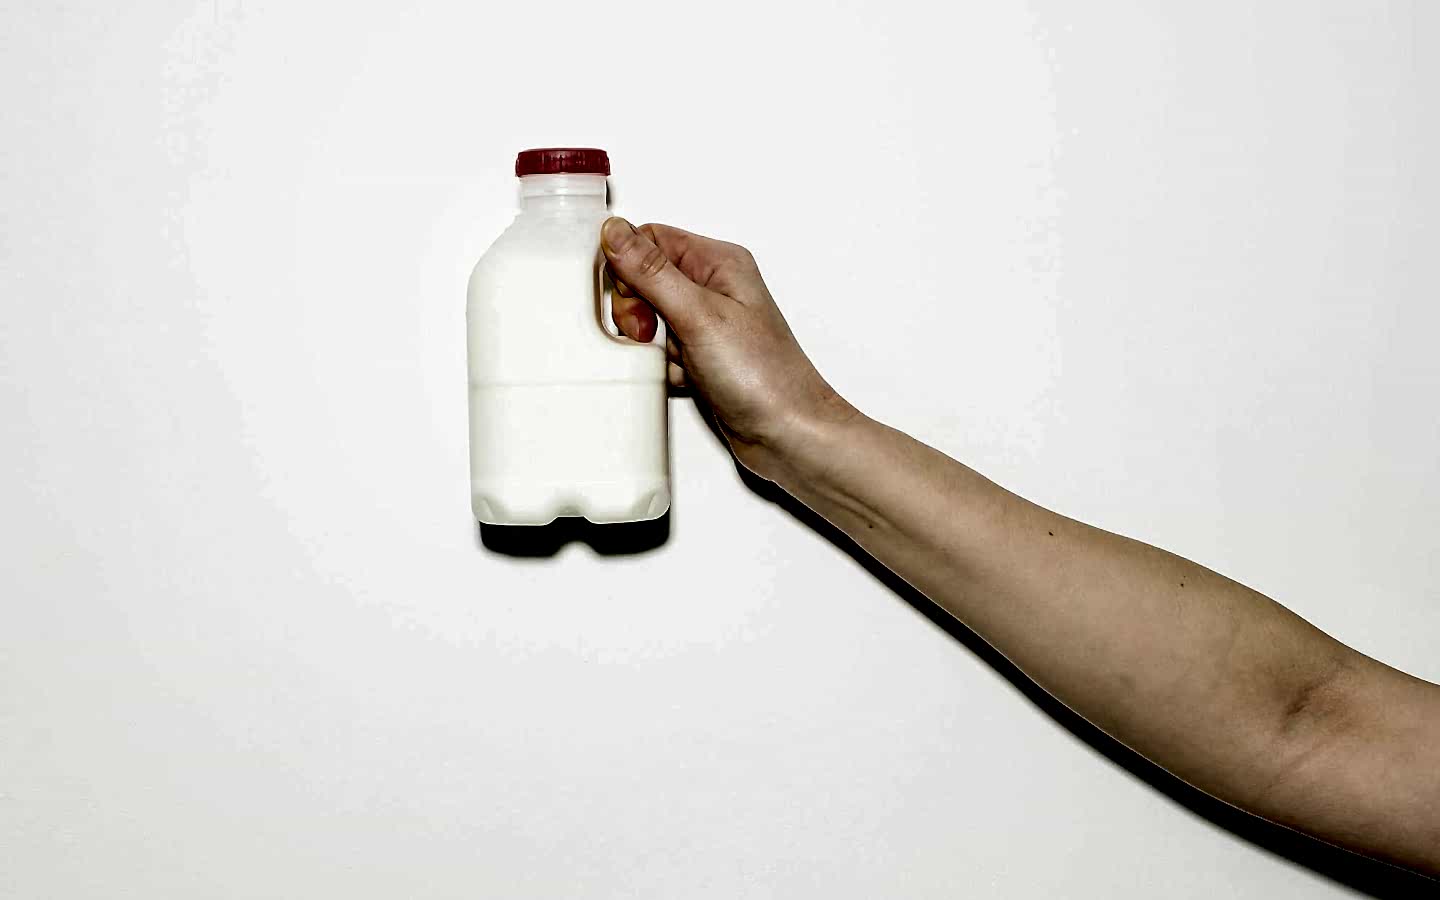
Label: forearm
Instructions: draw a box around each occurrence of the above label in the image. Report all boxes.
[768,407,1359,811]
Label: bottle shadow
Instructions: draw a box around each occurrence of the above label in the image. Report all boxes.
[730,462,1434,897]
[478,512,670,557]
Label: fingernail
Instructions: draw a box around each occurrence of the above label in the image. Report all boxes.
[602,216,635,251]
[621,313,641,337]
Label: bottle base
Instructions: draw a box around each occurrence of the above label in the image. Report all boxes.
[472,480,670,526]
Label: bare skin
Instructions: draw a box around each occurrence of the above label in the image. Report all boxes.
[601,216,1440,876]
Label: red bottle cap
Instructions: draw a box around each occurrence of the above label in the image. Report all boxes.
[514,148,610,177]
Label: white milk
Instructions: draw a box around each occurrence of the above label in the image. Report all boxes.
[466,153,670,525]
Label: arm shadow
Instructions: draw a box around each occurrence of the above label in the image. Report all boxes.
[732,464,1435,898]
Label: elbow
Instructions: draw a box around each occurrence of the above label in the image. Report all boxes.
[1253,650,1362,806]
[1278,652,1357,735]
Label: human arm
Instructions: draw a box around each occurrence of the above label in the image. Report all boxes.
[601,216,1440,875]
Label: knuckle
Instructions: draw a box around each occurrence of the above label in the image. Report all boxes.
[636,245,669,278]
[725,241,757,267]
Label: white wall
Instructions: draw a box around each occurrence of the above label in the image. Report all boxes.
[3,2,1436,897]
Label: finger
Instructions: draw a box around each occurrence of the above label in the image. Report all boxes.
[667,362,688,389]
[665,333,683,363]
[606,266,656,341]
[640,223,758,294]
[611,290,657,342]
[601,217,709,334]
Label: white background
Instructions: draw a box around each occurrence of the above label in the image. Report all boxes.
[3,1,1437,897]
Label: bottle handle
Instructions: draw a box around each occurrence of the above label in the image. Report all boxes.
[597,258,666,347]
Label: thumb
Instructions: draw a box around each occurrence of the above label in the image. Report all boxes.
[601,217,707,334]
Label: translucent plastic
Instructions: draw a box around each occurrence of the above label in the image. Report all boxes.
[467,173,670,525]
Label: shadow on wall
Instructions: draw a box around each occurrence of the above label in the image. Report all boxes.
[478,513,669,557]
[733,466,1435,899]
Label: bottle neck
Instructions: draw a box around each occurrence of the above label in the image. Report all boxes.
[518,174,608,214]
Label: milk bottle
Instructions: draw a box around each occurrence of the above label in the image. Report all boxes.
[467,148,670,525]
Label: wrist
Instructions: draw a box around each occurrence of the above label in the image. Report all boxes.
[739,380,864,485]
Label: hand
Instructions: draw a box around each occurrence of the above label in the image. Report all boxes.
[601,217,854,480]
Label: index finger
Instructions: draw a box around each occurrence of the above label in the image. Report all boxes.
[639,223,756,294]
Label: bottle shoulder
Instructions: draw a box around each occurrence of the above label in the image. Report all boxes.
[473,212,605,272]
[509,208,609,238]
